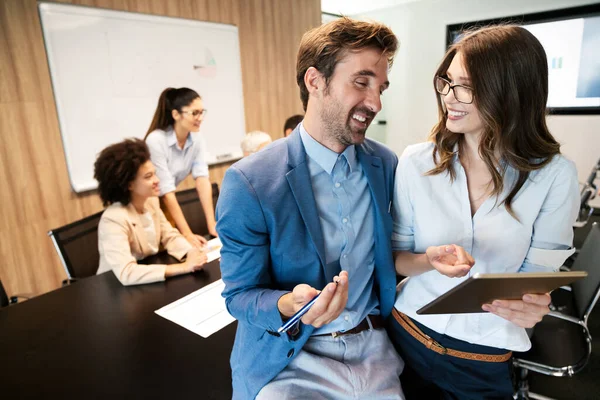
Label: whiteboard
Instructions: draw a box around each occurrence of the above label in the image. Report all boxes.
[39,2,246,193]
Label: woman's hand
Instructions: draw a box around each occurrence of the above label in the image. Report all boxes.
[165,248,208,278]
[425,244,475,278]
[208,221,218,238]
[184,232,208,248]
[482,293,551,328]
[184,248,208,272]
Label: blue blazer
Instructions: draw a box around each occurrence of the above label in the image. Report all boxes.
[216,127,398,400]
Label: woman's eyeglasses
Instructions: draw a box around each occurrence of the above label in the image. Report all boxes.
[435,76,474,104]
[180,109,207,118]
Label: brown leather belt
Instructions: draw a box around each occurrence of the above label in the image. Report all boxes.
[315,314,384,338]
[392,308,512,363]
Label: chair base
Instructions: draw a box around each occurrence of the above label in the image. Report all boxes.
[514,368,557,400]
[527,393,556,400]
[515,393,557,400]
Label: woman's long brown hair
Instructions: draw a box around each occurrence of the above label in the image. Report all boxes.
[428,25,560,220]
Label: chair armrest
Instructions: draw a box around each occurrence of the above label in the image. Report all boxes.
[514,311,593,377]
[513,311,592,376]
[547,311,589,335]
[574,219,590,228]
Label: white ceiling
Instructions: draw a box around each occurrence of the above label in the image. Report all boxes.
[321,0,421,16]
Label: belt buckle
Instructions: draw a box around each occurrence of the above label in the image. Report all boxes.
[331,318,367,338]
[433,341,447,355]
[426,338,447,355]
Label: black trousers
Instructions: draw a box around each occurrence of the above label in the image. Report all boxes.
[387,312,514,400]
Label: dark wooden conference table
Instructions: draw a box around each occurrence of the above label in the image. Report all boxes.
[0,255,236,399]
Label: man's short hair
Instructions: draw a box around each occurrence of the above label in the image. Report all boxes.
[283,115,304,135]
[296,17,398,111]
[241,131,273,155]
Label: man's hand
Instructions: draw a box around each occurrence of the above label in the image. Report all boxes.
[482,293,551,328]
[426,244,475,278]
[278,271,349,328]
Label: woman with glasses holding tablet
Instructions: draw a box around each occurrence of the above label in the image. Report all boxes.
[387,25,579,399]
[145,87,217,248]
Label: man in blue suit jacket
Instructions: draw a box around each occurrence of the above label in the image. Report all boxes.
[217,17,405,400]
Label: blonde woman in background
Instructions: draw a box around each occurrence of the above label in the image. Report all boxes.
[241,130,272,156]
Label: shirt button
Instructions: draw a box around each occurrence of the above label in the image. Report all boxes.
[344,315,349,321]
[342,218,348,224]
[287,349,294,358]
[342,254,347,259]
[334,182,341,188]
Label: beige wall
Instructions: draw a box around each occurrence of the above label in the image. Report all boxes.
[0,0,320,296]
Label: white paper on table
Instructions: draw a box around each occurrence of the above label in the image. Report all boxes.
[155,279,235,338]
[205,237,222,263]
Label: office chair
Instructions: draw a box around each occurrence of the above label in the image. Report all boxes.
[574,175,596,229]
[0,279,30,308]
[48,211,103,285]
[513,222,600,400]
[570,161,600,262]
[574,159,600,229]
[175,182,219,237]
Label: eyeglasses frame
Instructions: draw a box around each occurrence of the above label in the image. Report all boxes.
[179,109,208,118]
[435,76,474,104]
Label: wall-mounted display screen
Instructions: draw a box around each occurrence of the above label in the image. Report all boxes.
[447,4,600,115]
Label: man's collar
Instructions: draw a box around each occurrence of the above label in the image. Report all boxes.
[298,122,357,175]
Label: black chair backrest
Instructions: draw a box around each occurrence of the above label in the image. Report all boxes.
[175,182,219,236]
[571,222,600,320]
[48,211,103,280]
[0,279,8,308]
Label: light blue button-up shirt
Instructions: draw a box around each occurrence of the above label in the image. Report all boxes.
[299,124,379,335]
[146,127,209,195]
[392,142,579,351]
